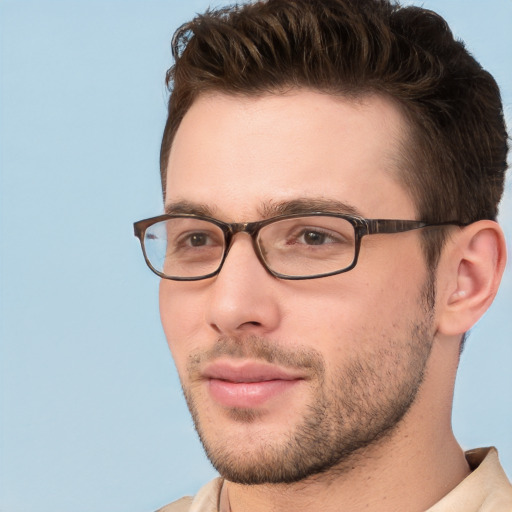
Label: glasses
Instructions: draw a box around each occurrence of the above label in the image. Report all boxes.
[133,213,463,281]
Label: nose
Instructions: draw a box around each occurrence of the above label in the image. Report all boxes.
[205,233,282,336]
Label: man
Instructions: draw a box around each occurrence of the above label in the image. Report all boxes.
[134,0,512,510]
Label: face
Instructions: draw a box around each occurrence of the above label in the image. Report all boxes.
[160,91,436,484]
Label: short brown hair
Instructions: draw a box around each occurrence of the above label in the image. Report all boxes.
[160,0,508,267]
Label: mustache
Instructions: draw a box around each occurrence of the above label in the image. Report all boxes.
[187,335,325,376]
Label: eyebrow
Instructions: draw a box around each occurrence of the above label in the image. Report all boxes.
[164,200,217,217]
[164,197,364,220]
[259,198,364,218]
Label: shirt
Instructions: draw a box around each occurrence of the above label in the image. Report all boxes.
[156,447,512,512]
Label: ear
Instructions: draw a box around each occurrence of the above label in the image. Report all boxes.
[437,220,507,336]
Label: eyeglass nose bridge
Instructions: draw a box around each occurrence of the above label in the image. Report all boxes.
[225,220,262,236]
[220,220,273,276]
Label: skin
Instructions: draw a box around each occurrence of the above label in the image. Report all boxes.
[159,90,506,512]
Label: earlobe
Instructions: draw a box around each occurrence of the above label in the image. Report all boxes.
[437,220,507,336]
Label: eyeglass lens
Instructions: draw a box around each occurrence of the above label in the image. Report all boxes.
[143,216,357,279]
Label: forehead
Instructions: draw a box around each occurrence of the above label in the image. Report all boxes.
[165,90,416,220]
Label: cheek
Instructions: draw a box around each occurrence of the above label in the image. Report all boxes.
[356,238,428,310]
[159,281,207,370]
[281,262,427,353]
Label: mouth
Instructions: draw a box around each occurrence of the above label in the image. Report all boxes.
[202,360,305,408]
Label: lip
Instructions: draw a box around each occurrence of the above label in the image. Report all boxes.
[202,360,304,408]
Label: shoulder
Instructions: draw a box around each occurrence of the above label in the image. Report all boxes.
[155,478,224,512]
[156,496,194,512]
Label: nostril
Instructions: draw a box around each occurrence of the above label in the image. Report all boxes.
[209,323,222,334]
[209,320,262,334]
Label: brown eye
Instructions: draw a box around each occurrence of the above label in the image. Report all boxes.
[301,230,328,245]
[189,233,209,246]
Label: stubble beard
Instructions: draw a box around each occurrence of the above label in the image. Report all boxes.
[180,279,436,485]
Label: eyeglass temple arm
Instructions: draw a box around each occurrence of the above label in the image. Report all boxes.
[363,219,465,235]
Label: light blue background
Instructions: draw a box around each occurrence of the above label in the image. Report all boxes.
[0,1,510,511]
